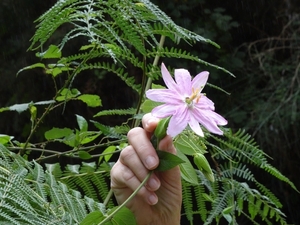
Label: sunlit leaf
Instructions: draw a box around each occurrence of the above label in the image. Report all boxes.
[99,146,116,162]
[44,127,73,140]
[77,94,102,107]
[37,44,62,59]
[16,63,46,76]
[9,102,31,113]
[0,135,13,145]
[76,114,88,132]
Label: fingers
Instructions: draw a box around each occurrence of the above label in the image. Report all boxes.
[127,127,159,170]
[119,145,161,192]
[142,113,160,134]
[111,162,159,205]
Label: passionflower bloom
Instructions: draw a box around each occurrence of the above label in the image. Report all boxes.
[146,63,227,137]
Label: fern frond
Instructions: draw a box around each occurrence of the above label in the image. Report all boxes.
[94,108,136,117]
[220,162,255,181]
[181,179,194,223]
[194,180,208,222]
[77,62,141,93]
[261,164,298,192]
[147,47,234,77]
[0,144,108,224]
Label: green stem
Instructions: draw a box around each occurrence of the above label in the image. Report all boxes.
[133,35,165,128]
[144,35,165,92]
[99,171,153,225]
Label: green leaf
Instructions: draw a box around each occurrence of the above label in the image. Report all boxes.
[44,127,73,140]
[37,44,62,59]
[154,117,170,141]
[80,211,106,225]
[77,94,102,107]
[9,102,31,113]
[78,151,92,160]
[177,149,198,185]
[0,135,13,145]
[140,99,162,113]
[155,149,184,171]
[174,133,207,155]
[76,114,88,132]
[56,88,81,101]
[80,132,101,145]
[17,62,46,76]
[99,146,116,162]
[108,206,136,225]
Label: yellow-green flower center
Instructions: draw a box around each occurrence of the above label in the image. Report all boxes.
[185,88,201,106]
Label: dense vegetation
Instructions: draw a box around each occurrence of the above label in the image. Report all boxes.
[0,0,299,224]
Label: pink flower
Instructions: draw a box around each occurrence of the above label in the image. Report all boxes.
[146,63,227,137]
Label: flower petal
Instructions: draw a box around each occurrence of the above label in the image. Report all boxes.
[161,63,177,90]
[209,111,228,126]
[146,89,182,104]
[188,115,204,137]
[193,109,225,135]
[192,71,209,92]
[195,95,215,110]
[174,69,192,96]
[152,104,177,118]
[167,106,189,137]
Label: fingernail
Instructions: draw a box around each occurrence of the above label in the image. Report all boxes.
[147,118,159,127]
[148,194,158,205]
[145,156,156,169]
[148,177,159,190]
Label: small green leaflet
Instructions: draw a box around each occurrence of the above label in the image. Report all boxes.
[176,149,198,185]
[77,94,102,107]
[36,44,62,59]
[44,127,73,140]
[78,151,92,160]
[174,133,207,155]
[155,149,184,171]
[80,211,108,225]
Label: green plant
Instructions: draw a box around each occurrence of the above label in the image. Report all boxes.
[0,0,297,224]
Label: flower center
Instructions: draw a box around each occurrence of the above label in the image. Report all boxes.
[185,88,201,107]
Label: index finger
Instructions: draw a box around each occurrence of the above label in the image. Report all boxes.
[142,113,160,133]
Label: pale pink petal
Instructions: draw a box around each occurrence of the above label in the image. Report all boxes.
[146,89,182,104]
[161,63,177,90]
[192,109,224,135]
[167,106,189,137]
[188,115,204,137]
[209,111,228,125]
[152,104,177,118]
[174,69,192,96]
[192,71,209,92]
[195,95,215,110]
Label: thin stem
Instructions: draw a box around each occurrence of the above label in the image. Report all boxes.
[144,35,166,92]
[103,189,113,207]
[22,46,96,151]
[133,35,166,128]
[99,171,153,225]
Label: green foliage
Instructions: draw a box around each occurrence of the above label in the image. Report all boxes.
[0,144,109,225]
[0,0,298,224]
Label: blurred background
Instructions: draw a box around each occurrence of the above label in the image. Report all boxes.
[0,0,299,224]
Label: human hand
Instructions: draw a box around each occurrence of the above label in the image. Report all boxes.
[110,113,182,225]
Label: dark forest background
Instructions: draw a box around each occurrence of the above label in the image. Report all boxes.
[0,0,299,224]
